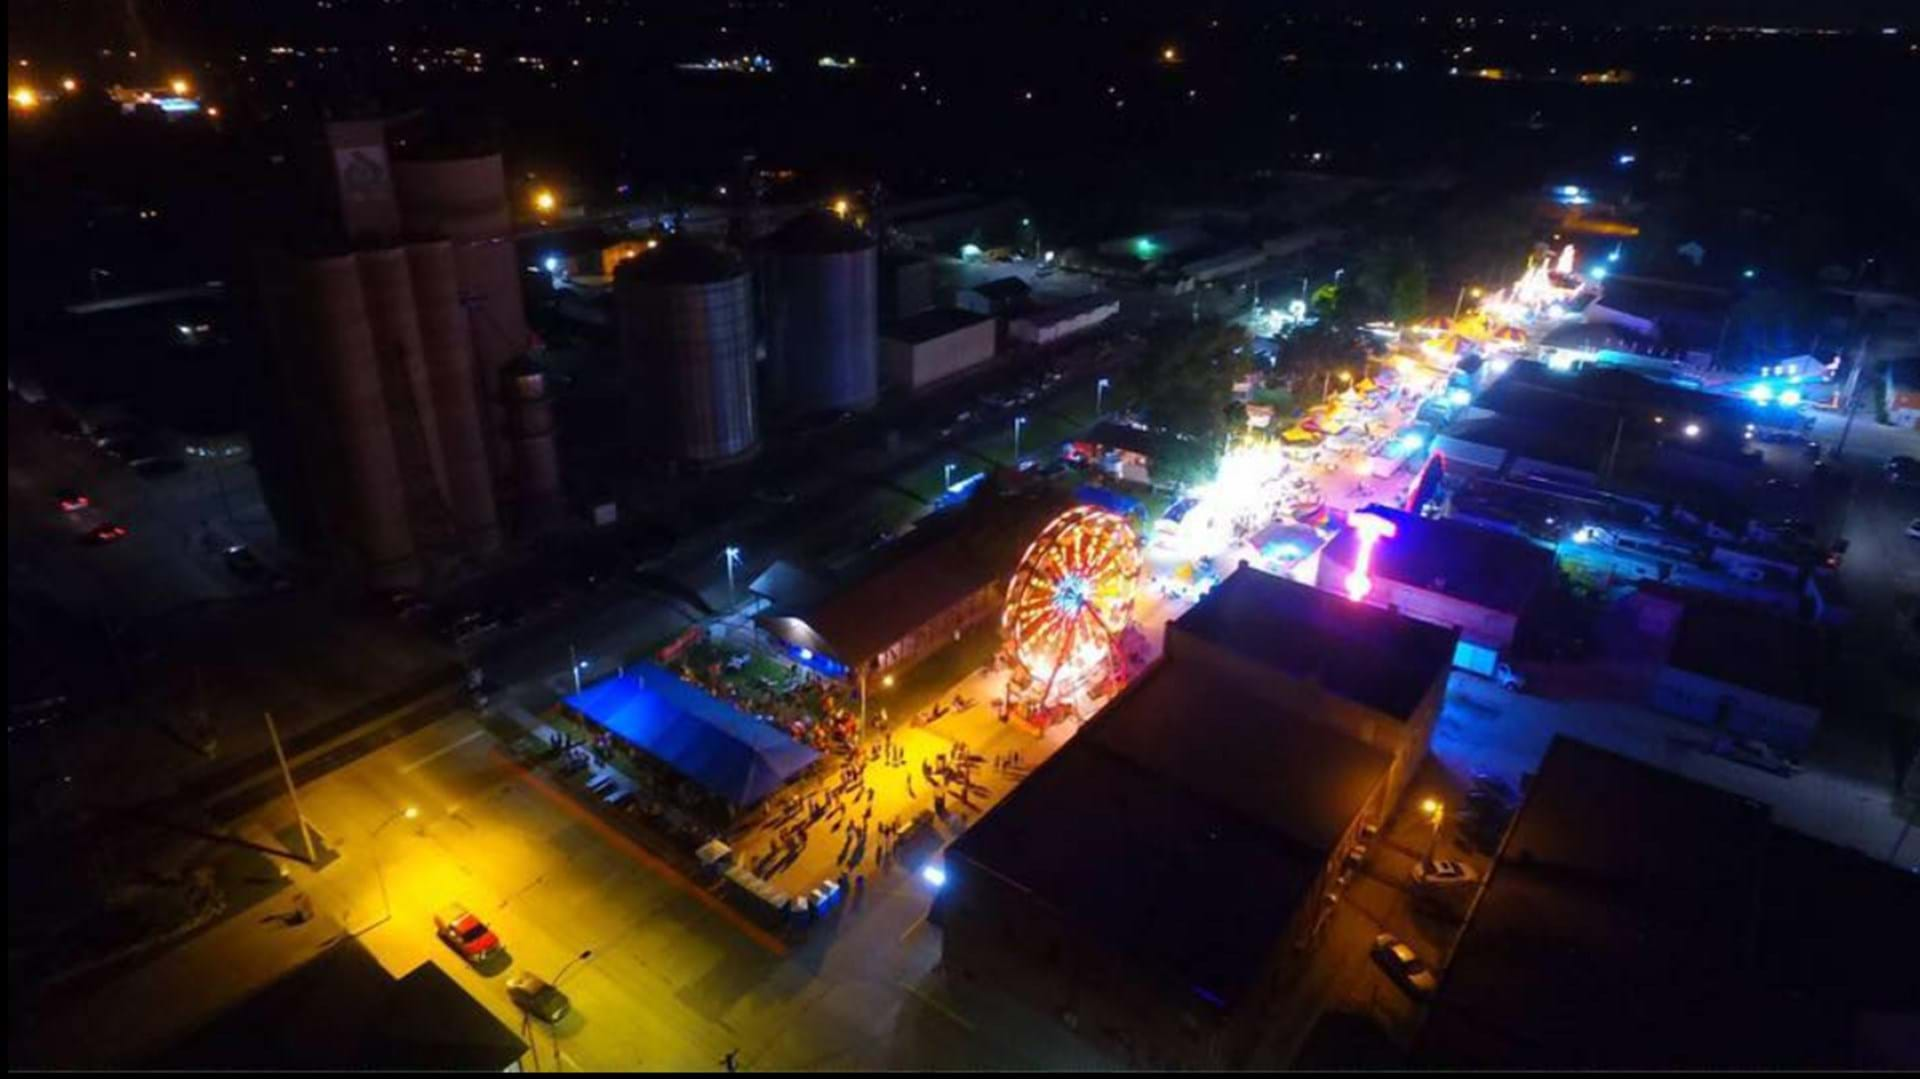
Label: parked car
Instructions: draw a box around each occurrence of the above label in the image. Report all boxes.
[434,903,501,963]
[1371,934,1439,998]
[506,971,571,1023]
[56,488,89,513]
[84,522,130,545]
[1888,456,1920,487]
[1411,859,1481,888]
[1906,518,1920,541]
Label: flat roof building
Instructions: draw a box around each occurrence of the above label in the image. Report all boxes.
[1166,565,1456,804]
[935,661,1392,1068]
[1416,736,1920,1069]
[881,307,997,393]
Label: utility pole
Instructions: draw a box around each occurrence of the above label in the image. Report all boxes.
[265,712,318,864]
[1833,333,1870,461]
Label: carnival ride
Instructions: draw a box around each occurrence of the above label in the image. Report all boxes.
[1002,506,1142,708]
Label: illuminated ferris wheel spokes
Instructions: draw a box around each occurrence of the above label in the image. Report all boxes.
[1002,506,1142,708]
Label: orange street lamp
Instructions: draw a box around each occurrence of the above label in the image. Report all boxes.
[1421,798,1445,866]
[533,188,557,215]
[170,77,191,96]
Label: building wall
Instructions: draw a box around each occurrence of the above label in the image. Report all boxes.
[882,318,997,392]
[1648,667,1821,754]
[870,580,1003,675]
[1010,301,1120,346]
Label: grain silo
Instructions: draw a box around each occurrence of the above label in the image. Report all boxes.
[390,152,535,492]
[404,240,501,553]
[758,210,879,416]
[284,253,419,584]
[614,240,760,467]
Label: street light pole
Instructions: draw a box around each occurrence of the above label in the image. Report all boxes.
[944,462,955,489]
[554,948,594,986]
[1013,415,1027,463]
[362,806,419,935]
[570,644,582,695]
[723,545,741,610]
[265,712,318,864]
[1096,377,1110,418]
[1421,798,1445,867]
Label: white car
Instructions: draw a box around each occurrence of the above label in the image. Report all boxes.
[1411,859,1481,888]
[1372,934,1439,998]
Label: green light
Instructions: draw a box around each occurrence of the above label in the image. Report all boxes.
[960,243,983,259]
[1134,237,1157,258]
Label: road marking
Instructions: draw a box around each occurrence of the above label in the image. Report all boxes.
[501,749,789,957]
[900,981,975,1031]
[400,728,487,774]
[899,915,928,945]
[558,1049,582,1072]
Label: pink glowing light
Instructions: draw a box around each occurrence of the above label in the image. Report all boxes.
[1344,511,1399,601]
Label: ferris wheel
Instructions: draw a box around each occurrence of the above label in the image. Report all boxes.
[1002,506,1142,706]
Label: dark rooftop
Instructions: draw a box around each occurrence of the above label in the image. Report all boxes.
[613,236,745,284]
[764,209,876,255]
[1417,736,1920,1070]
[1320,504,1556,615]
[155,938,526,1071]
[882,306,995,344]
[965,276,1033,302]
[1665,597,1824,705]
[947,663,1389,1010]
[767,481,1071,667]
[1169,566,1457,722]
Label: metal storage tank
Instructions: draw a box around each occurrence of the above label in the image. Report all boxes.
[501,356,563,531]
[286,254,419,584]
[758,211,879,416]
[614,240,760,467]
[404,240,501,553]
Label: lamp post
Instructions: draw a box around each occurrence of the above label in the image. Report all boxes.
[1453,284,1483,320]
[1013,415,1027,464]
[1421,798,1445,867]
[944,462,955,489]
[366,806,419,933]
[1096,377,1111,418]
[554,948,594,986]
[569,645,586,695]
[723,545,741,610]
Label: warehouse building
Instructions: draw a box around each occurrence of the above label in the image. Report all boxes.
[935,660,1393,1068]
[1165,566,1455,806]
[1416,736,1920,1069]
[1009,293,1121,347]
[881,307,997,393]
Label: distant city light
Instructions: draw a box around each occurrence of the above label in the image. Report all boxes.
[1589,265,1608,280]
[1134,236,1157,258]
[1779,389,1802,407]
[1683,422,1702,438]
[1616,152,1637,165]
[11,86,39,109]
[1448,387,1472,406]
[1742,267,1757,279]
[1043,250,1055,263]
[1749,384,1774,404]
[169,77,190,95]
[960,242,983,259]
[920,864,948,888]
[831,197,850,218]
[1398,433,1426,452]
[543,256,560,274]
[60,77,77,92]
[533,188,557,214]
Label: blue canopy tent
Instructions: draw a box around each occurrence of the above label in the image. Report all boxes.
[563,665,820,812]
